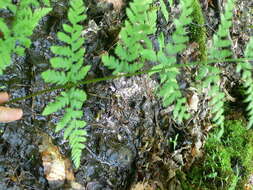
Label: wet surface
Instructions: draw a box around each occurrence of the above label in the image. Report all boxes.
[0,0,252,189]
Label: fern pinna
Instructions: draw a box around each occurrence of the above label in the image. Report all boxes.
[0,0,51,74]
[197,0,235,127]
[42,0,90,168]
[150,0,193,123]
[236,38,253,129]
[102,0,157,74]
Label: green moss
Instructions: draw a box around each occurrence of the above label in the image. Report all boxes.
[183,119,253,189]
[189,0,207,61]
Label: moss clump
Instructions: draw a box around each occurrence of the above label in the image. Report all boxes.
[183,119,253,189]
[189,0,207,61]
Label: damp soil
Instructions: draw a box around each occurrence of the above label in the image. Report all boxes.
[0,0,253,190]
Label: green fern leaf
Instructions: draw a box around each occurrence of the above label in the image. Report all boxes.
[57,32,72,44]
[150,0,193,123]
[50,57,72,70]
[64,120,85,140]
[0,19,10,37]
[42,0,89,168]
[42,92,69,115]
[102,0,157,74]
[159,0,169,22]
[42,70,68,85]
[51,46,73,57]
[236,37,253,129]
[197,0,235,127]
[0,1,51,74]
[63,24,73,33]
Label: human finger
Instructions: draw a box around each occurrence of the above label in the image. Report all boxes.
[0,107,23,123]
[0,92,9,104]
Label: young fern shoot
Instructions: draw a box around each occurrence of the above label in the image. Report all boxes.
[236,38,253,129]
[197,0,235,127]
[150,0,193,123]
[102,0,157,74]
[42,0,90,168]
[0,0,51,74]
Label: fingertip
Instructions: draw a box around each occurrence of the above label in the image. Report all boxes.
[16,109,23,120]
[0,92,9,104]
[0,107,23,123]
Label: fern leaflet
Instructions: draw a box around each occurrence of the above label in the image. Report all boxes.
[236,38,253,129]
[159,0,169,22]
[42,0,90,168]
[102,0,157,74]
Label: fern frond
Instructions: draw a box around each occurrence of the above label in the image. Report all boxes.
[42,0,89,168]
[198,0,235,127]
[102,0,157,74]
[236,38,253,129]
[42,92,69,115]
[208,0,235,60]
[0,0,51,74]
[150,0,193,123]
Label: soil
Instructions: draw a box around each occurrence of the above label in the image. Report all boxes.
[0,0,252,190]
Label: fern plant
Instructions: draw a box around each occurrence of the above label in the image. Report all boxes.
[150,0,193,122]
[236,37,253,129]
[0,0,51,74]
[42,0,90,168]
[102,0,193,123]
[197,0,235,127]
[102,0,157,74]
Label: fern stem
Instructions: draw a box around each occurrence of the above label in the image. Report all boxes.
[2,57,250,106]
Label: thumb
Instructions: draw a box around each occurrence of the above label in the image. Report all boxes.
[0,107,23,123]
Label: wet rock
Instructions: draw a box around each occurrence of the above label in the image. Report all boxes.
[86,181,104,190]
[0,124,48,190]
[50,0,69,18]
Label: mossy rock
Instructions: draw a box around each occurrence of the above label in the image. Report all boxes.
[183,119,253,190]
[189,0,207,61]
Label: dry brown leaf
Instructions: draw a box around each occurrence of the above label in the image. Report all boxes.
[99,0,124,11]
[38,132,76,188]
[187,92,199,112]
[244,184,253,190]
[131,182,155,190]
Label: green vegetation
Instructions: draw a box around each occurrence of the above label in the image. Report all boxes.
[42,0,90,168]
[190,0,207,61]
[196,0,235,128]
[183,119,253,189]
[1,0,253,170]
[236,38,253,129]
[150,0,193,122]
[102,0,157,74]
[0,0,51,74]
